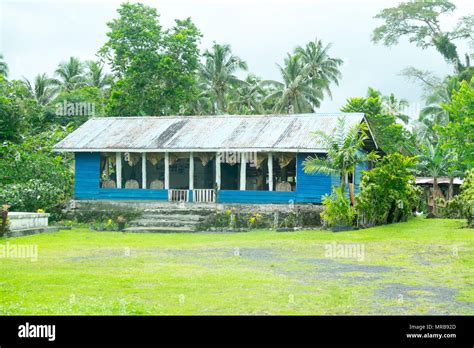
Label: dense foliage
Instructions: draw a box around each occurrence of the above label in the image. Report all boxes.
[321,186,356,227]
[356,154,420,227]
[0,127,73,220]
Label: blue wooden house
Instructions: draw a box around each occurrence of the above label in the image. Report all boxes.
[53,113,378,204]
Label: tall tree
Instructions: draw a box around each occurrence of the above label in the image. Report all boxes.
[372,0,474,73]
[402,67,461,143]
[200,43,247,114]
[229,75,266,114]
[53,57,85,91]
[85,61,113,89]
[439,78,474,171]
[418,142,452,216]
[295,38,343,99]
[265,54,323,113]
[381,93,410,124]
[23,73,57,106]
[341,88,414,154]
[99,3,201,115]
[0,54,8,77]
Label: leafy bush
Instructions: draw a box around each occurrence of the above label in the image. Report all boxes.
[0,179,66,220]
[0,127,73,221]
[440,169,474,227]
[356,153,420,227]
[70,209,141,224]
[321,186,356,227]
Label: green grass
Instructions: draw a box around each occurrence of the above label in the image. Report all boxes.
[0,217,472,315]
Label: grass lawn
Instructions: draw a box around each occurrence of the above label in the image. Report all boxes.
[0,217,472,315]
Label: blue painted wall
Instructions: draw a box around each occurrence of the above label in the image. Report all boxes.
[354,160,369,195]
[74,152,367,203]
[295,153,337,203]
[74,152,168,200]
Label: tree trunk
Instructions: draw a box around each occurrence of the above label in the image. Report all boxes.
[448,176,454,200]
[432,176,438,216]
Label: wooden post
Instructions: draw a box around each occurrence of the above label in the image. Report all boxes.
[215,152,221,190]
[240,152,246,190]
[116,152,122,189]
[189,152,194,190]
[142,153,147,189]
[268,152,273,191]
[164,152,170,190]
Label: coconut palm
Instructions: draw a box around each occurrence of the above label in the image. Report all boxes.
[419,75,459,124]
[230,75,266,114]
[85,61,113,89]
[382,93,410,124]
[303,117,377,192]
[23,73,57,106]
[294,39,343,99]
[0,54,8,77]
[265,54,324,113]
[418,142,452,216]
[52,57,85,91]
[200,43,248,114]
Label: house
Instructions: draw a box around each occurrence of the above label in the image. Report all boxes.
[53,113,378,205]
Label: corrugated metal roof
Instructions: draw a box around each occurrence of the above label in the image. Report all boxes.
[53,113,368,153]
[415,177,463,185]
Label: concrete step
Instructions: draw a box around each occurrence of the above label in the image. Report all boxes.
[139,214,205,221]
[123,226,196,233]
[129,219,200,228]
[6,226,60,238]
[143,208,213,216]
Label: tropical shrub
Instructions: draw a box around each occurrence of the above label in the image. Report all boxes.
[0,127,73,220]
[356,153,420,227]
[441,169,474,227]
[321,186,356,227]
[0,179,66,220]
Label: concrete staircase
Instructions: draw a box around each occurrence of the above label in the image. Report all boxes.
[124,207,212,233]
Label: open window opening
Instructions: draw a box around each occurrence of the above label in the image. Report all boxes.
[272,153,296,192]
[122,152,142,188]
[99,153,117,188]
[146,153,165,189]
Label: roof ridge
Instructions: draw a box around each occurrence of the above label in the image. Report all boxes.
[87,112,365,121]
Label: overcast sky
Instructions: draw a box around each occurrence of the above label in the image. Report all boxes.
[1,0,472,115]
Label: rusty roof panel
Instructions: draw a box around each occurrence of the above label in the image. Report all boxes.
[53,113,366,152]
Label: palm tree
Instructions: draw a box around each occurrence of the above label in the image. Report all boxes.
[265,54,324,113]
[418,142,452,216]
[382,93,410,124]
[230,75,265,114]
[303,117,377,193]
[53,57,85,91]
[0,54,8,77]
[419,75,459,124]
[85,61,113,89]
[294,39,343,99]
[200,43,248,114]
[23,73,57,106]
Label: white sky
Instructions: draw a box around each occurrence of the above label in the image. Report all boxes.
[1,0,472,115]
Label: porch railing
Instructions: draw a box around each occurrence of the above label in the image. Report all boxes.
[168,189,189,202]
[193,189,216,203]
